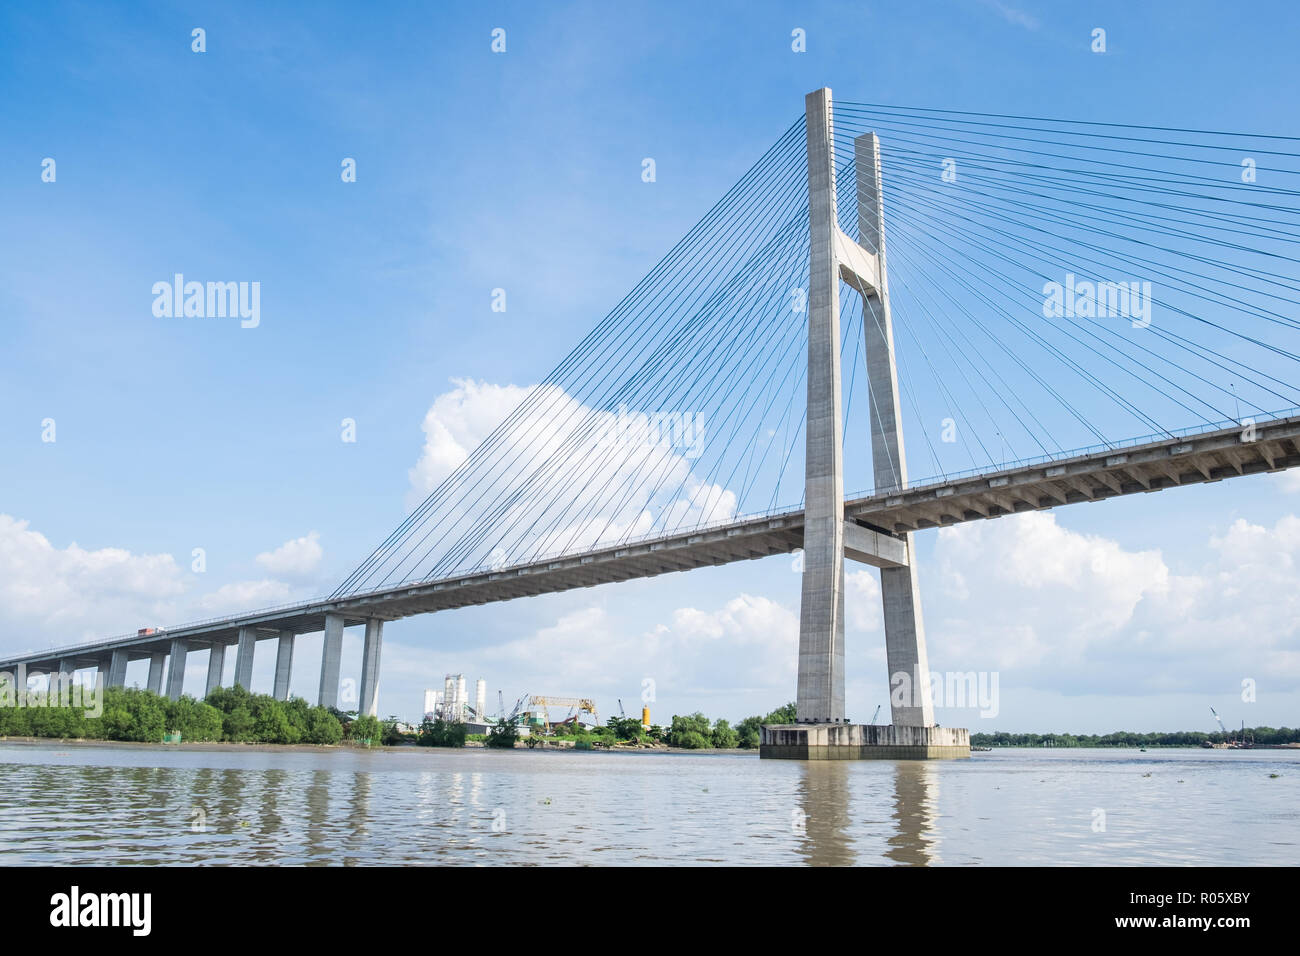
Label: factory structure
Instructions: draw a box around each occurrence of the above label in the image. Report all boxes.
[422,677,652,737]
[424,675,493,734]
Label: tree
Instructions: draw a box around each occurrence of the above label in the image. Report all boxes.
[222,705,256,742]
[305,707,343,745]
[711,718,738,749]
[283,696,312,741]
[763,702,797,724]
[381,718,405,746]
[606,715,643,742]
[349,714,383,746]
[120,688,166,742]
[252,697,299,744]
[668,712,712,748]
[736,716,762,749]
[417,717,467,748]
[166,696,224,742]
[485,718,519,749]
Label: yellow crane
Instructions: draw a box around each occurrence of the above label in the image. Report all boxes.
[526,695,598,731]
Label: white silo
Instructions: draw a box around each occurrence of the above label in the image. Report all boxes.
[443,675,456,719]
[456,675,467,721]
[423,689,439,717]
[475,679,486,720]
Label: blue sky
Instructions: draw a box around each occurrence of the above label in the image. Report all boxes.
[3,0,1300,733]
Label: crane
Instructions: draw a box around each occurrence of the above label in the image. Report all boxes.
[871,704,882,724]
[618,699,626,717]
[1210,706,1227,735]
[526,696,597,731]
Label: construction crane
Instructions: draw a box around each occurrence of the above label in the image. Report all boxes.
[618,699,626,717]
[1210,706,1227,735]
[526,695,598,731]
[505,696,526,723]
[871,704,882,724]
[498,690,505,720]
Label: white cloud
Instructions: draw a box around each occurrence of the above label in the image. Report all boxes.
[1273,469,1300,494]
[255,531,323,577]
[846,568,883,632]
[926,511,1300,694]
[0,514,309,653]
[0,514,185,642]
[194,579,296,615]
[393,378,737,580]
[407,378,532,509]
[977,0,1040,30]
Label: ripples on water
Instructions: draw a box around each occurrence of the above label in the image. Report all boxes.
[0,743,1295,865]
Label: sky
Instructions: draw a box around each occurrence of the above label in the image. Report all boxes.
[2,0,1299,734]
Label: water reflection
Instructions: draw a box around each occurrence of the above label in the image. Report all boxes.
[792,759,943,865]
[795,761,854,866]
[887,762,941,865]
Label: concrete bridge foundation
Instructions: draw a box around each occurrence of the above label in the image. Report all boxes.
[760,723,970,760]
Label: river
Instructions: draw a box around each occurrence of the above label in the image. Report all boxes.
[1,742,1295,865]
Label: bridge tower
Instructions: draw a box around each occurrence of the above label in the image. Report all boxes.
[762,88,969,760]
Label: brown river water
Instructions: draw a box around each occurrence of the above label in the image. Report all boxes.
[1,742,1296,865]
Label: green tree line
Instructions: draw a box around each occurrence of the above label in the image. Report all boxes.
[0,684,377,746]
[666,702,796,750]
[971,727,1300,748]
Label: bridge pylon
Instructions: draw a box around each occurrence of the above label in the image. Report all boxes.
[762,88,969,760]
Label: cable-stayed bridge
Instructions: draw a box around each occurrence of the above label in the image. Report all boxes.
[6,89,1300,758]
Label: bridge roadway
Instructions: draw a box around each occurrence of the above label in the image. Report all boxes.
[5,413,1298,700]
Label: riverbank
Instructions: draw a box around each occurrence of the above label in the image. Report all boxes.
[0,736,758,756]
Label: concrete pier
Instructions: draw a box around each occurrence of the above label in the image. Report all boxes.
[318,613,344,709]
[358,619,383,717]
[234,626,256,690]
[165,639,188,701]
[273,630,294,701]
[106,649,129,689]
[855,131,936,728]
[795,86,847,726]
[205,643,226,697]
[146,652,166,695]
[761,723,970,760]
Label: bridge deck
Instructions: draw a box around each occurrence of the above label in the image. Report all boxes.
[6,414,1299,672]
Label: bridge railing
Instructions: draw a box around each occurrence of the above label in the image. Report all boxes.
[851,405,1300,500]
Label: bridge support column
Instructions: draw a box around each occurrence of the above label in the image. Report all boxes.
[793,86,846,727]
[358,619,383,718]
[318,613,344,710]
[146,652,166,695]
[854,130,936,730]
[205,643,226,697]
[165,639,188,701]
[234,627,256,691]
[762,88,964,760]
[52,658,76,702]
[106,649,129,689]
[273,631,294,701]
